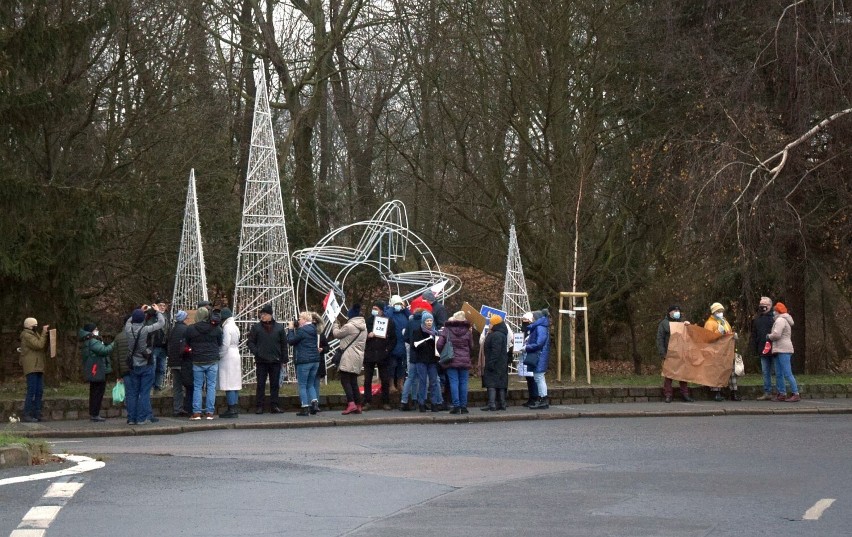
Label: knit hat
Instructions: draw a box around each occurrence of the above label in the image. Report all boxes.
[131,309,145,323]
[421,311,434,329]
[82,323,97,333]
[422,290,436,303]
[197,300,211,309]
[260,304,273,316]
[667,305,680,313]
[347,303,362,318]
[372,300,385,311]
[521,312,534,323]
[759,296,772,308]
[220,308,232,321]
[710,302,725,314]
[774,302,788,314]
[451,311,466,322]
[23,317,38,329]
[489,313,503,326]
[410,297,433,313]
[175,310,188,322]
[195,307,210,323]
[389,294,404,306]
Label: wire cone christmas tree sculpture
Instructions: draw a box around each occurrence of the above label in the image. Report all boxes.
[232,69,298,384]
[501,224,531,334]
[171,168,209,316]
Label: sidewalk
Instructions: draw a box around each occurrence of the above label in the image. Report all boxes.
[6,397,851,439]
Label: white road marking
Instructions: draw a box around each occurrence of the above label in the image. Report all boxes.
[8,478,86,537]
[803,498,836,520]
[0,454,104,487]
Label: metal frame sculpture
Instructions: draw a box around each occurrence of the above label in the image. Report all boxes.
[232,69,299,384]
[292,200,461,327]
[501,224,531,334]
[171,168,209,315]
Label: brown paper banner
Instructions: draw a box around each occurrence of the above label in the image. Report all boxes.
[661,322,735,387]
[461,302,487,334]
[49,328,57,358]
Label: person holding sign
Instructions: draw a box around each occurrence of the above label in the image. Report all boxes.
[704,302,740,402]
[20,317,49,423]
[517,312,538,407]
[363,301,396,410]
[657,305,694,403]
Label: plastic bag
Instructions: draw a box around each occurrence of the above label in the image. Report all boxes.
[112,381,126,403]
[733,353,745,377]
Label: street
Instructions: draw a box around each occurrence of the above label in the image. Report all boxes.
[1,414,849,536]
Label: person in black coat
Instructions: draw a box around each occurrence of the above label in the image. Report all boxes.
[247,304,289,413]
[481,314,509,411]
[184,307,224,419]
[751,296,781,400]
[412,311,442,412]
[166,310,192,416]
[363,301,397,410]
[657,305,694,403]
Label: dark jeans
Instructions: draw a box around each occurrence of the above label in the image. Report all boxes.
[124,364,155,423]
[392,353,407,381]
[525,376,539,399]
[339,371,361,404]
[24,372,44,419]
[89,380,106,417]
[255,361,282,408]
[663,377,689,397]
[363,361,391,404]
[153,347,168,389]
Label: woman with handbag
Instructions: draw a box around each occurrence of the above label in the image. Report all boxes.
[768,302,800,402]
[437,311,474,414]
[79,323,115,422]
[333,304,367,414]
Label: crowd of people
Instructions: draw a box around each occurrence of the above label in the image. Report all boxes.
[657,297,801,403]
[16,292,805,424]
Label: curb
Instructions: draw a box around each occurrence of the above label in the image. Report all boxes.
[11,404,851,439]
[0,444,32,469]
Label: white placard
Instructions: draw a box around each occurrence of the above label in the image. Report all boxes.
[513,332,524,353]
[372,317,389,338]
[323,293,342,324]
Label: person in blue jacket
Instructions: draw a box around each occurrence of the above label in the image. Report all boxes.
[287,311,321,416]
[385,295,410,392]
[525,309,551,409]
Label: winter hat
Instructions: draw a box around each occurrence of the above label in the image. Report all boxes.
[82,323,97,333]
[131,309,145,323]
[521,312,534,323]
[759,296,773,308]
[533,310,544,321]
[372,300,385,311]
[667,305,680,313]
[389,295,404,306]
[197,300,211,309]
[489,313,503,326]
[710,302,725,314]
[175,310,188,322]
[410,297,433,313]
[421,311,435,329]
[347,303,362,318]
[774,302,788,314]
[23,317,38,329]
[451,311,466,322]
[260,304,273,316]
[220,308,232,321]
[422,290,437,303]
[195,307,210,323]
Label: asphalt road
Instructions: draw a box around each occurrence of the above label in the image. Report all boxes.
[1,414,849,536]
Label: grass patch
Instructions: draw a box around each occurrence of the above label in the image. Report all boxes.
[0,433,50,455]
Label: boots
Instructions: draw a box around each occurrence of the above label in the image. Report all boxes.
[310,400,320,414]
[296,406,310,416]
[481,388,497,411]
[219,405,239,419]
[529,396,549,409]
[342,402,358,415]
[497,389,507,411]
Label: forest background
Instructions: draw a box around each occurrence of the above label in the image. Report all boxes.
[1,0,850,383]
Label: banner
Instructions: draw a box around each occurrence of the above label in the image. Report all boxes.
[372,317,388,338]
[323,291,341,323]
[429,280,448,297]
[662,322,735,387]
[513,332,525,353]
[49,328,57,358]
[461,302,487,333]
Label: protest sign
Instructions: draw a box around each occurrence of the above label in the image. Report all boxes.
[372,316,389,338]
[662,322,735,387]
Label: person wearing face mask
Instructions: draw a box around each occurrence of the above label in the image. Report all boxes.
[750,296,780,400]
[517,312,538,407]
[412,311,442,412]
[363,301,396,410]
[79,323,115,422]
[657,306,695,403]
[385,295,410,393]
[704,302,740,402]
[333,304,368,414]
[767,302,800,402]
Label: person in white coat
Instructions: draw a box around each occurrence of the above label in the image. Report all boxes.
[218,308,243,418]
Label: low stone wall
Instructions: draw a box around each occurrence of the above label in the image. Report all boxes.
[1,383,849,422]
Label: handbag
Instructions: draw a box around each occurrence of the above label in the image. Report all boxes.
[523,351,540,368]
[112,382,126,403]
[439,337,454,366]
[332,326,363,368]
[761,341,772,355]
[734,353,745,376]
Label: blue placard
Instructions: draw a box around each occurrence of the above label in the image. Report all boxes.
[479,305,507,322]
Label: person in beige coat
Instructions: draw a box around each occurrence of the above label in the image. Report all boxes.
[20,317,49,422]
[332,304,367,414]
[767,302,800,402]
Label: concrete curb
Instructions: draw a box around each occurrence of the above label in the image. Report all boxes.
[0,444,32,468]
[10,404,851,439]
